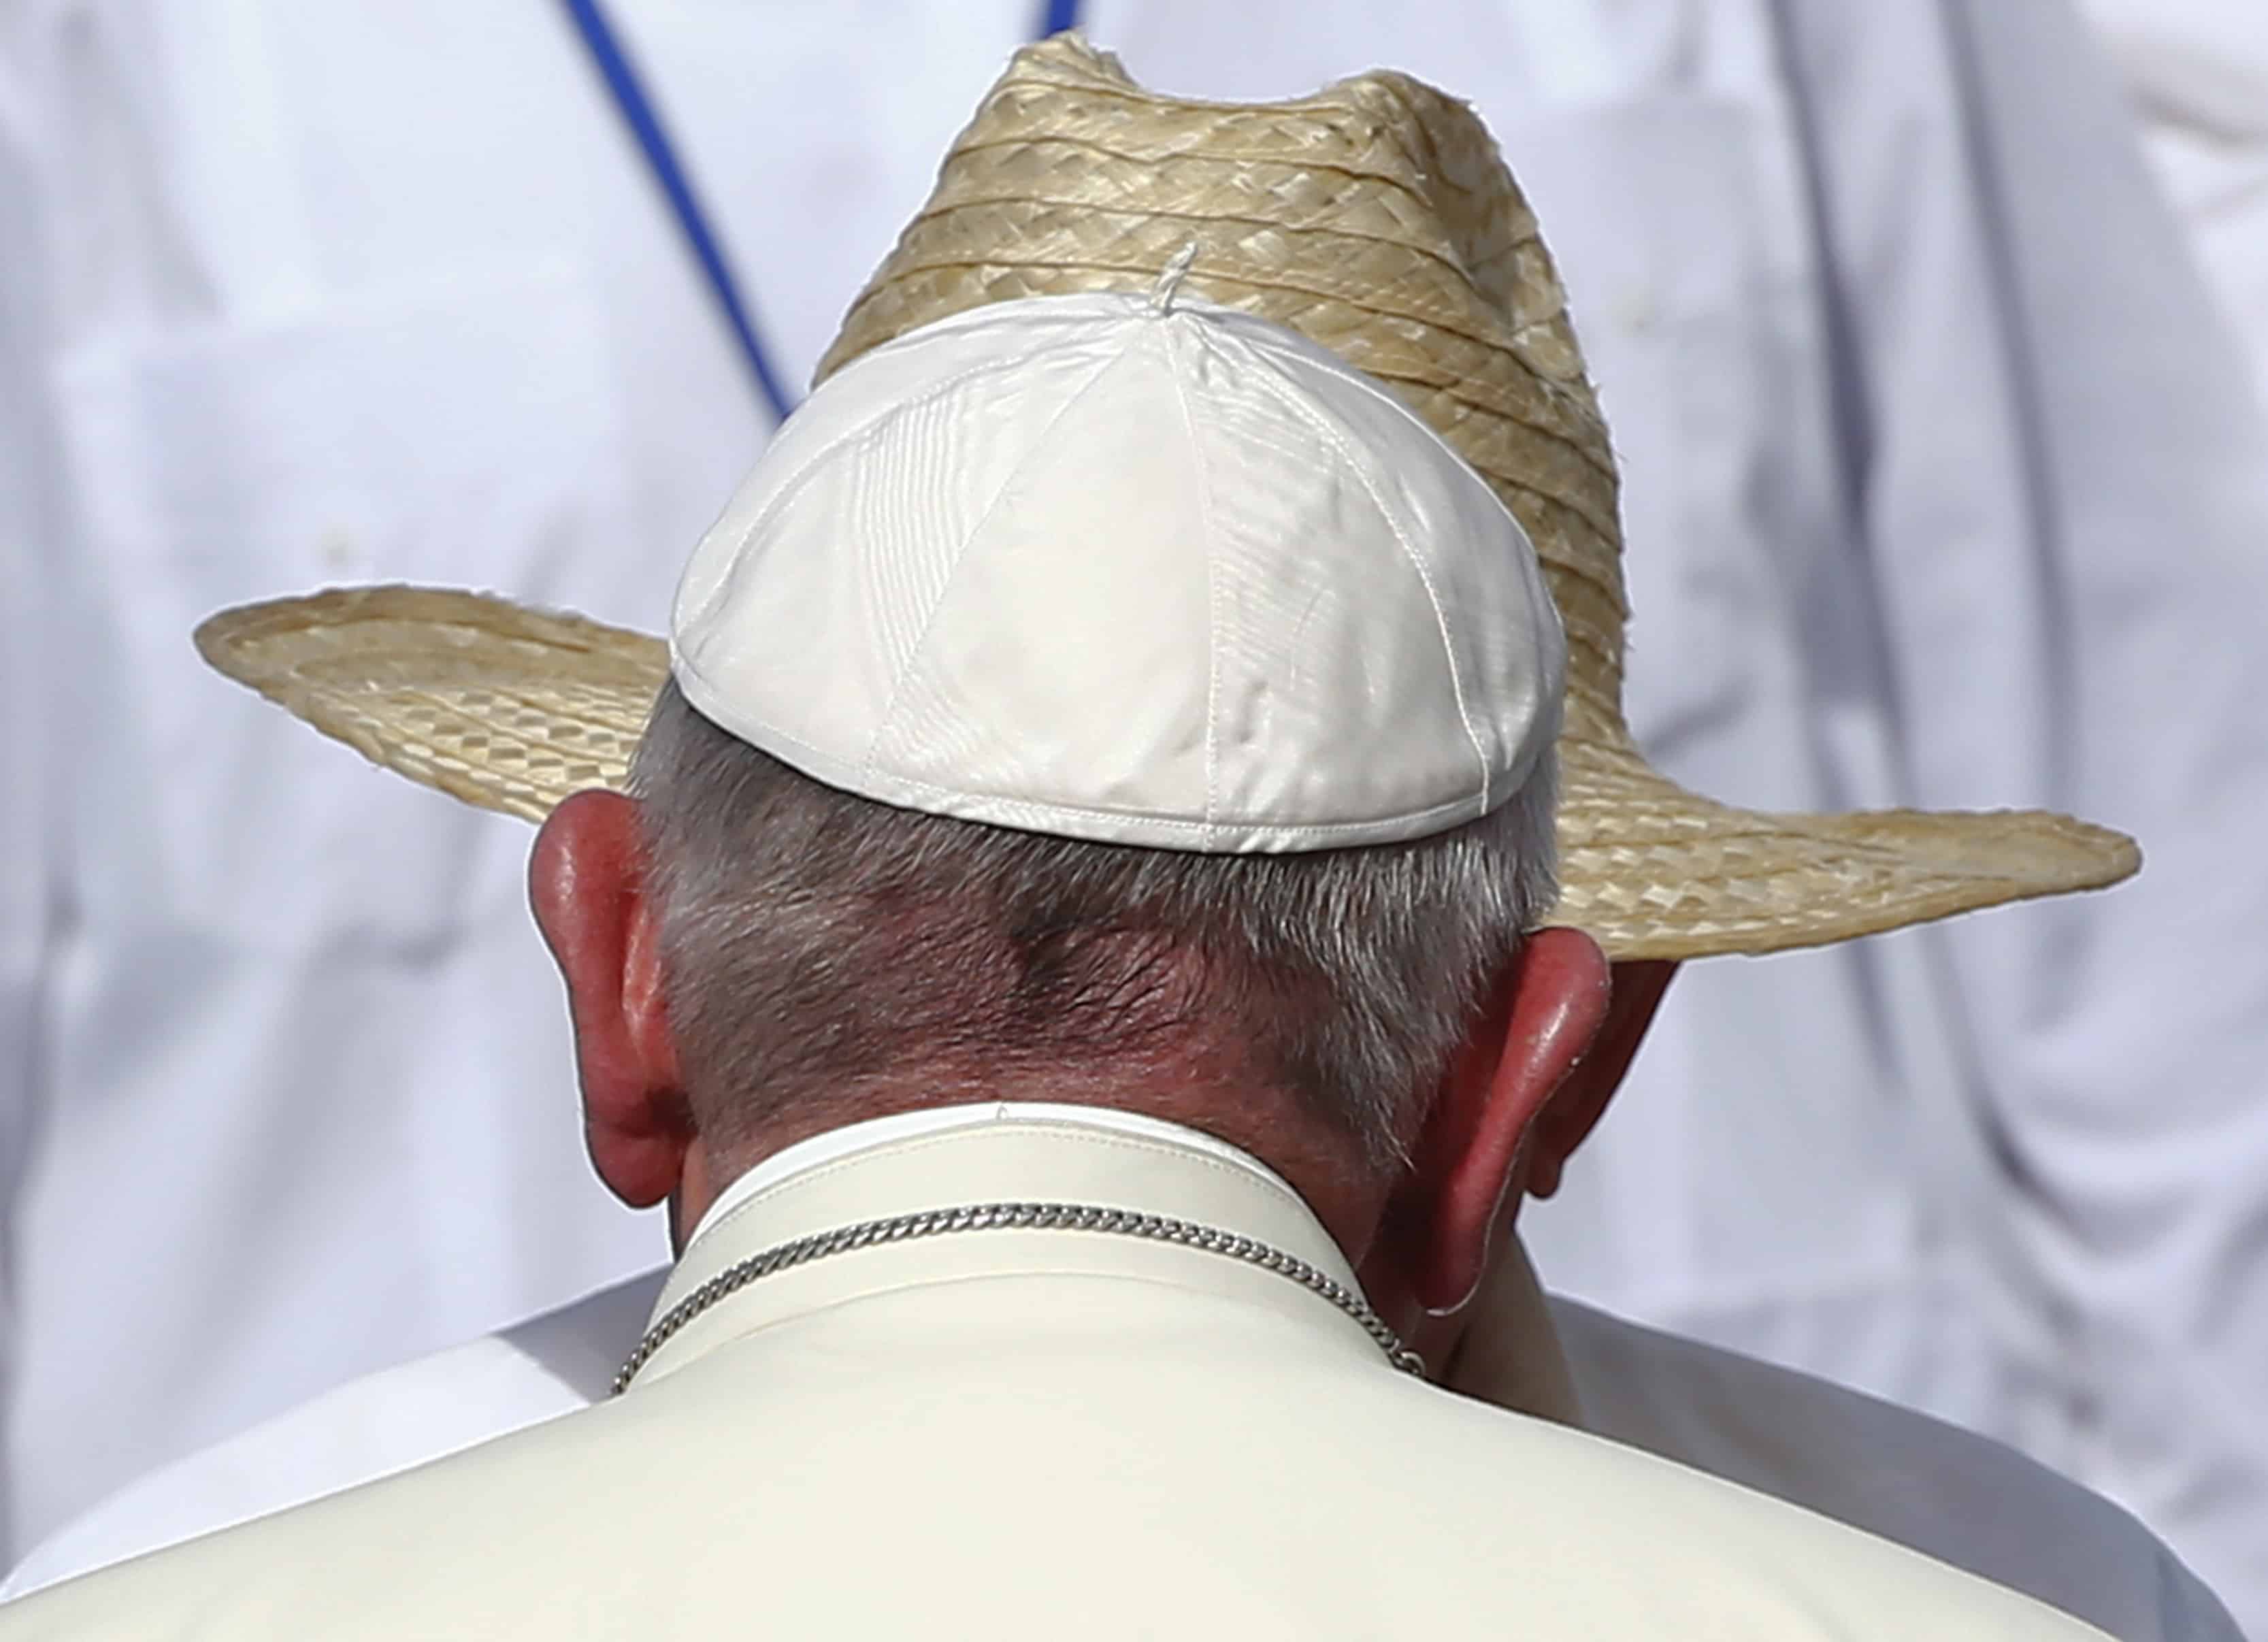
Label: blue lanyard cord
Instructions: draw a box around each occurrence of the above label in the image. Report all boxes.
[561,0,1083,427]
[558,0,798,423]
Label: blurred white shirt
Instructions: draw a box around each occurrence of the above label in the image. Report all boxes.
[2081,1,2268,408]
[3,3,2267,1631]
[1085,3,2268,1626]
[0,0,1056,1556]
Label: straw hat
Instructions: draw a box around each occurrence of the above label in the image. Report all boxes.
[195,35,2135,961]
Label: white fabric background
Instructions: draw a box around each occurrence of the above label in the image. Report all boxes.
[2082,1,2268,415]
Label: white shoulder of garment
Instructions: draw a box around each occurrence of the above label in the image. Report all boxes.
[3,1272,2234,1640]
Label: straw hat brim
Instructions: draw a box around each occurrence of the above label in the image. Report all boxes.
[197,585,2138,963]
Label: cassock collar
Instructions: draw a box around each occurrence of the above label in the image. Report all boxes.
[683,1101,1300,1251]
[639,1102,1585,1431]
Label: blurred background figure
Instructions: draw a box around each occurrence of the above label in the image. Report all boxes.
[2082,1,2268,411]
[1,0,2265,1631]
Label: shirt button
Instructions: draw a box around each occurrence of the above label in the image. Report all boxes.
[1613,286,1661,335]
[318,527,363,575]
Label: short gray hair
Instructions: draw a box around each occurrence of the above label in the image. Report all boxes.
[629,678,1559,1168]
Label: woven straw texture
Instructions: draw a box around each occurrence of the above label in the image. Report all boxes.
[195,37,2136,959]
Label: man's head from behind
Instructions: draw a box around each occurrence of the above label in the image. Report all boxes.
[533,687,1673,1364]
[527,287,1662,1356]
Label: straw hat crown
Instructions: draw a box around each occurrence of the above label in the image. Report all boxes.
[195,35,2137,959]
[820,41,1632,748]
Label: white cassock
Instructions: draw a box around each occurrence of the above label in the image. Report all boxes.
[0,1106,2240,1641]
[4,3,2267,1629]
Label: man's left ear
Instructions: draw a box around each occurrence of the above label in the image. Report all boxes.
[1522,957,1679,1200]
[528,789,691,1210]
[1369,927,1613,1321]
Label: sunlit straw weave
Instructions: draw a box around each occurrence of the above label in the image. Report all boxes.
[195,35,2137,959]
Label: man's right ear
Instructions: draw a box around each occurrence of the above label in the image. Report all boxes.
[528,789,691,1209]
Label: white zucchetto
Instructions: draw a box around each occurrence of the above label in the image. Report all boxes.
[671,283,1566,853]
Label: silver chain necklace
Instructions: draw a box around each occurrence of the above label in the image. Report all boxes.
[616,1200,1426,1394]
